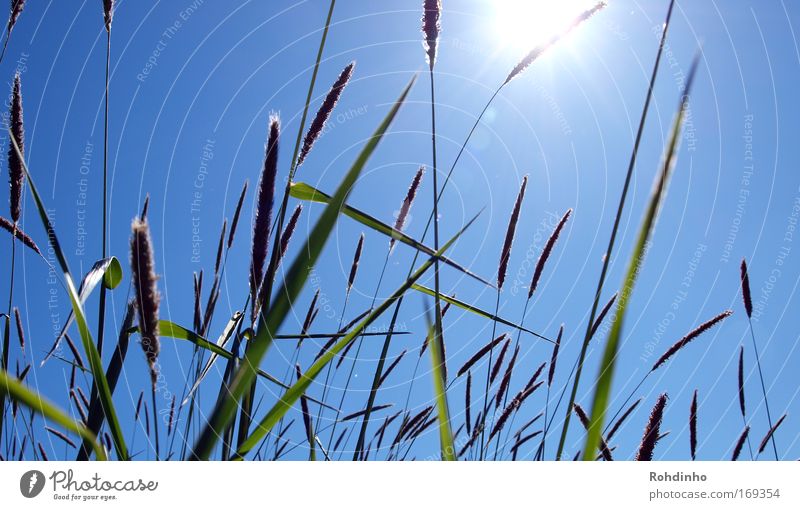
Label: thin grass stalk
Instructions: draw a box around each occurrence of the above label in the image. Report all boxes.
[351,167,427,459]
[741,258,778,459]
[95,13,112,361]
[538,324,563,458]
[556,0,676,460]
[424,0,447,466]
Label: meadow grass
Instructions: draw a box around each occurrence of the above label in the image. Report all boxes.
[0,0,790,463]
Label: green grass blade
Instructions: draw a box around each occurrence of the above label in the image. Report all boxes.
[234,209,480,459]
[42,256,122,366]
[411,284,552,343]
[190,76,416,460]
[425,307,456,460]
[582,52,700,461]
[9,130,128,460]
[0,368,107,460]
[152,319,336,412]
[555,0,677,460]
[289,181,493,287]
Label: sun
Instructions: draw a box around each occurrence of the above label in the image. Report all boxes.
[493,0,598,50]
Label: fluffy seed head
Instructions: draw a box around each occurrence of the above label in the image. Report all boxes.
[421,0,441,69]
[102,0,114,32]
[0,216,40,254]
[8,72,24,224]
[8,0,25,32]
[635,393,668,461]
[297,62,355,169]
[498,176,527,290]
[528,209,571,299]
[504,2,606,85]
[391,166,425,250]
[651,310,732,372]
[130,218,160,387]
[250,116,280,315]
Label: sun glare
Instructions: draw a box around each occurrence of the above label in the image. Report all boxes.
[493,0,598,50]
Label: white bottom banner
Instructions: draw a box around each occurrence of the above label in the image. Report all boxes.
[1,461,797,509]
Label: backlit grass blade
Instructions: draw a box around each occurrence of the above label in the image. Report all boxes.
[151,319,338,412]
[425,306,456,460]
[0,368,107,460]
[582,51,700,461]
[42,256,123,365]
[290,181,492,287]
[234,209,480,459]
[9,130,128,461]
[190,76,416,460]
[555,0,677,460]
[411,284,552,342]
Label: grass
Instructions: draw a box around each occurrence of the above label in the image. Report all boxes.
[0,1,792,463]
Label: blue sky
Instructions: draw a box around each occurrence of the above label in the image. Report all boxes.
[3,0,800,460]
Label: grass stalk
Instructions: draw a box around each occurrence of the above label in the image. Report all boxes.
[555,0,676,460]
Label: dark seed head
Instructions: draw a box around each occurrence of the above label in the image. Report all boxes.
[731,426,749,461]
[635,393,668,461]
[689,390,698,460]
[228,180,248,249]
[738,345,746,418]
[498,176,527,290]
[421,0,441,70]
[347,233,365,292]
[547,324,563,387]
[8,72,25,224]
[651,311,732,372]
[250,116,280,315]
[391,166,425,250]
[102,0,114,32]
[0,216,40,254]
[8,0,26,33]
[296,62,355,169]
[740,258,753,318]
[528,209,571,300]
